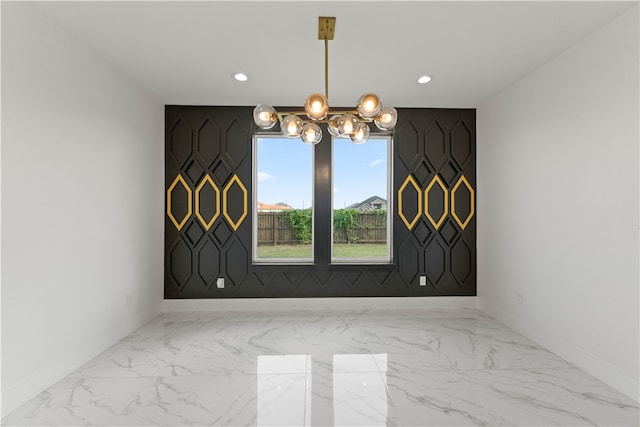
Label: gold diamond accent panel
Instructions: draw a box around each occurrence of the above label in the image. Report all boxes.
[398,174,422,231]
[451,175,475,230]
[167,174,192,231]
[223,174,248,231]
[425,175,449,230]
[195,174,220,231]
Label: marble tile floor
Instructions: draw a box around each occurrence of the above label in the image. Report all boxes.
[3,308,639,426]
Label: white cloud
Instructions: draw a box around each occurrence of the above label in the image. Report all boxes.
[369,158,384,168]
[334,187,339,192]
[258,172,275,182]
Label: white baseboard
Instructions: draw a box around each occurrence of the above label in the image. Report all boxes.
[481,305,639,403]
[163,296,478,312]
[1,307,161,418]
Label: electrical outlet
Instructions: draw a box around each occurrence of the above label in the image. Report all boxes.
[216,278,224,289]
[516,292,523,305]
[419,276,427,287]
[126,294,133,306]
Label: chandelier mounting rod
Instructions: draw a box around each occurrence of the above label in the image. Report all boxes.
[325,33,329,99]
[318,17,335,99]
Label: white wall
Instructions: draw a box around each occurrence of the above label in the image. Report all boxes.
[477,7,639,401]
[1,4,164,416]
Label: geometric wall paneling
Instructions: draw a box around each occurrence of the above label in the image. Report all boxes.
[354,271,376,289]
[398,174,422,230]
[267,272,289,291]
[439,219,460,245]
[303,272,326,289]
[196,116,221,168]
[330,273,353,292]
[169,117,193,167]
[397,120,421,171]
[391,109,475,297]
[371,270,392,287]
[184,219,205,246]
[165,106,475,298]
[167,174,192,231]
[165,107,252,299]
[450,119,473,168]
[224,119,249,169]
[313,269,333,286]
[223,237,249,288]
[342,271,364,287]
[212,158,233,185]
[413,160,431,187]
[297,271,321,289]
[398,237,421,286]
[184,158,206,185]
[222,174,248,231]
[413,220,433,245]
[284,271,306,288]
[168,237,193,290]
[424,120,447,169]
[451,238,473,287]
[195,174,220,231]
[397,170,474,232]
[424,174,448,230]
[425,236,447,286]
[451,175,475,230]
[212,220,233,247]
[253,271,275,287]
[198,237,220,288]
[439,160,460,187]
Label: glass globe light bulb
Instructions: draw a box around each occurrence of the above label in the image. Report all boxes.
[374,107,398,131]
[301,123,322,145]
[253,104,277,129]
[327,115,340,137]
[350,122,370,144]
[304,93,329,120]
[281,115,303,138]
[357,93,381,119]
[337,114,359,136]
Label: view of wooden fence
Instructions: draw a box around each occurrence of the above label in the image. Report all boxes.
[333,212,387,243]
[257,212,300,245]
[257,211,387,245]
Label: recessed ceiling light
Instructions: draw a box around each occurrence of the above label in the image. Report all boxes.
[417,75,432,84]
[234,73,248,82]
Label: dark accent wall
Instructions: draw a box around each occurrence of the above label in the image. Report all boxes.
[165,106,475,298]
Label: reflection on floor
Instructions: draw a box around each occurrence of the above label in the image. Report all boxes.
[3,308,639,426]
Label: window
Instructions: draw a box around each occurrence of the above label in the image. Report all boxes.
[253,133,391,265]
[332,135,392,263]
[253,136,314,263]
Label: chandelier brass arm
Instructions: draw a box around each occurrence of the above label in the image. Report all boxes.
[273,110,358,122]
[253,16,398,145]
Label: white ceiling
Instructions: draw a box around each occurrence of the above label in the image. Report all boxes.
[26,1,636,108]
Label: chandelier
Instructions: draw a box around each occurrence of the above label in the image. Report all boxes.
[253,17,398,145]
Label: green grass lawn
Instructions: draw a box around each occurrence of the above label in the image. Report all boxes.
[257,243,387,259]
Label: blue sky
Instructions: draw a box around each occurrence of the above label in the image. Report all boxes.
[257,136,388,209]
